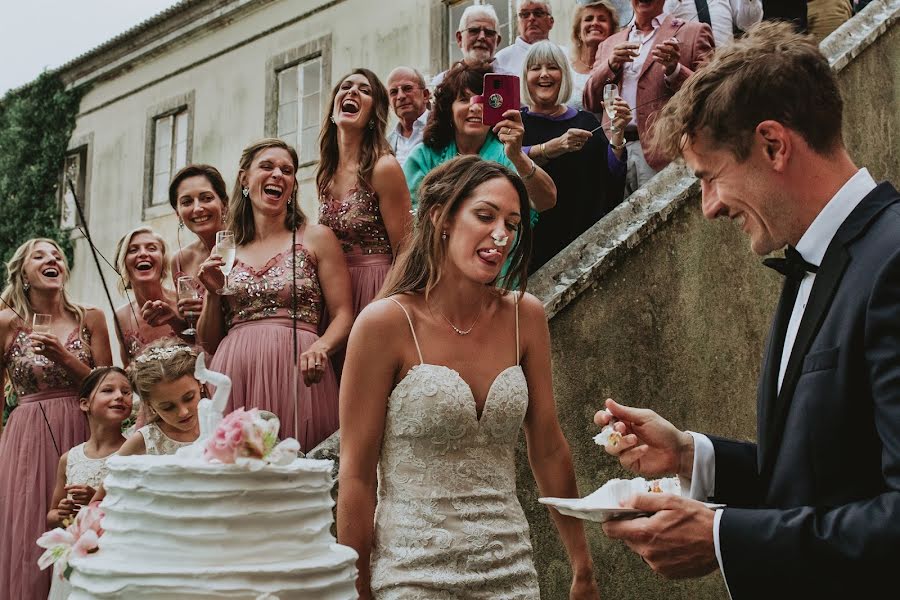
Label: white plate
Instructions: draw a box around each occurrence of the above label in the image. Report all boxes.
[538,496,725,523]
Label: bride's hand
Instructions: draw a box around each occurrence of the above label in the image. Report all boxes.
[570,571,600,599]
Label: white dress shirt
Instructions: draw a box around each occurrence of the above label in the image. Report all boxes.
[623,17,664,127]
[388,110,429,167]
[683,168,878,599]
[663,0,762,47]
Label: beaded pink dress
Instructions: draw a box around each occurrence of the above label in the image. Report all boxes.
[318,186,393,317]
[209,238,339,451]
[0,326,94,600]
[119,305,180,364]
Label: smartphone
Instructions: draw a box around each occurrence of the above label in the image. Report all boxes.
[476,73,520,127]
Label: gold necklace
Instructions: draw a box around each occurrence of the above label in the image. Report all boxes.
[431,298,485,336]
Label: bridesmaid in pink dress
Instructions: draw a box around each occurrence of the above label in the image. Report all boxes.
[113,226,186,365]
[0,238,112,600]
[317,68,412,317]
[197,139,353,451]
[167,164,229,353]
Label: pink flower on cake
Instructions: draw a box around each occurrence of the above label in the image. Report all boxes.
[201,408,297,466]
[204,408,272,463]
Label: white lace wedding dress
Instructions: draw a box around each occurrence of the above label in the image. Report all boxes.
[370,297,540,599]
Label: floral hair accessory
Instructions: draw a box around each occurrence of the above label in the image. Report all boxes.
[37,504,105,580]
[134,344,197,363]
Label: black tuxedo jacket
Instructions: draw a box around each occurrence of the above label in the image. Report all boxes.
[707,182,900,599]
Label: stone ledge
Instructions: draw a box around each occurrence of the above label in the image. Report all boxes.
[531,163,698,320]
[533,0,899,322]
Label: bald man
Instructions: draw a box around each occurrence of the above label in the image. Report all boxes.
[386,67,431,166]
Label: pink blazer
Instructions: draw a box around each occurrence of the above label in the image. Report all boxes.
[583,15,714,171]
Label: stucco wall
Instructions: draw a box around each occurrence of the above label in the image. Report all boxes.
[62,0,578,360]
[520,2,899,598]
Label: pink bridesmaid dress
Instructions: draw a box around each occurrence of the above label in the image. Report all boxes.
[0,326,94,600]
[318,186,393,316]
[210,235,339,452]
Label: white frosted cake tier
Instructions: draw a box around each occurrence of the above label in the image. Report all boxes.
[68,455,358,599]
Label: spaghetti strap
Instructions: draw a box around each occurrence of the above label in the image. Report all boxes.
[514,292,520,366]
[388,297,424,365]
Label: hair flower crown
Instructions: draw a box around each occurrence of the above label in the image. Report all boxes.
[134,344,197,363]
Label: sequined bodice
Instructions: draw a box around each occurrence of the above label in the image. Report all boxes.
[4,327,94,397]
[66,443,115,489]
[318,187,392,256]
[225,244,323,327]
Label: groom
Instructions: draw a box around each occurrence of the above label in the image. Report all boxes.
[594,21,900,600]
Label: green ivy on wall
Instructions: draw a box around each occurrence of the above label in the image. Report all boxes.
[0,72,85,425]
[0,72,85,267]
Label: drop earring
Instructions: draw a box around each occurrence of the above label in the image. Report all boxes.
[441,231,448,240]
[178,220,185,230]
[368,119,375,130]
[221,211,227,224]
[22,280,30,292]
[242,187,249,198]
[330,115,336,124]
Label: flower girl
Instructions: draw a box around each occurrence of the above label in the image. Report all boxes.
[44,366,133,599]
[117,337,203,457]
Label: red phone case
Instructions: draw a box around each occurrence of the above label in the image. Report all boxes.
[480,74,520,127]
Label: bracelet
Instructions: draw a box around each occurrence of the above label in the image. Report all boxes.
[610,139,625,151]
[521,158,537,181]
[539,142,549,160]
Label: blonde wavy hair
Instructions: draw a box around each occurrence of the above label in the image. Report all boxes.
[1,238,86,328]
[127,337,200,422]
[114,226,170,295]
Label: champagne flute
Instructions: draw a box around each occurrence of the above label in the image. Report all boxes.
[603,84,619,133]
[32,313,51,353]
[215,230,237,295]
[177,276,201,336]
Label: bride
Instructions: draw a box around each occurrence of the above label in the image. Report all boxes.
[337,155,598,599]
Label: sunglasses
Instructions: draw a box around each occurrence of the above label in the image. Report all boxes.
[465,26,498,38]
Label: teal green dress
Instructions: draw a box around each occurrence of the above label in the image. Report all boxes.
[403,135,538,227]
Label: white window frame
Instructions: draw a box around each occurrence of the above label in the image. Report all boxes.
[276,56,324,166]
[143,91,195,220]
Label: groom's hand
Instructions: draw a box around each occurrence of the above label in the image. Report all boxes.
[602,493,718,579]
[593,399,694,478]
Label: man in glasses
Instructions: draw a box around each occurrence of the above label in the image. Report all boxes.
[386,67,431,167]
[494,1,561,78]
[432,4,510,87]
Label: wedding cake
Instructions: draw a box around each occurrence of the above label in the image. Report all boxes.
[65,355,358,599]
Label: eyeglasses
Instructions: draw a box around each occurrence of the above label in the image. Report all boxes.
[465,26,498,38]
[518,9,550,19]
[389,84,424,96]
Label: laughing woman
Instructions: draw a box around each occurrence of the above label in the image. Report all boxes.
[197,138,354,451]
[317,68,413,318]
[0,238,112,600]
[114,226,187,365]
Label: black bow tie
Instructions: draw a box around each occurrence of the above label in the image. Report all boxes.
[763,246,819,280]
